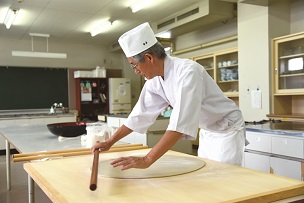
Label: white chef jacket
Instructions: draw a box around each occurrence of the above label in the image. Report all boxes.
[124,55,244,139]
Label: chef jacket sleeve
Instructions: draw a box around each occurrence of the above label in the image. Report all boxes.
[167,68,203,139]
[124,81,169,134]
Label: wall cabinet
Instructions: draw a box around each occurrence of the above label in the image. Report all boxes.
[269,32,304,121]
[75,78,109,121]
[244,131,304,181]
[193,48,239,105]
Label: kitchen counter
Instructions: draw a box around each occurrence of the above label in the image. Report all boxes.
[24,149,304,203]
[0,108,76,120]
[107,113,170,120]
[1,123,126,191]
[246,121,304,137]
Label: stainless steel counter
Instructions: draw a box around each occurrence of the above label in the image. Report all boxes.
[0,108,75,120]
[246,121,304,137]
[107,114,170,120]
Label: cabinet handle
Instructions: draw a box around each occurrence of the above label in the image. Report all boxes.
[275,68,278,74]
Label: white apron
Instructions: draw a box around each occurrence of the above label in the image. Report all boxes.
[198,122,246,166]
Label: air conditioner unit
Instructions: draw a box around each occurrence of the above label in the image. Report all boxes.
[152,0,234,38]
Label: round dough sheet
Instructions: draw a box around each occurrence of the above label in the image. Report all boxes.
[96,154,205,179]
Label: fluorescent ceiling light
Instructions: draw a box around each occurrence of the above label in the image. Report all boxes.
[12,51,67,59]
[90,20,112,37]
[130,0,153,13]
[12,33,67,59]
[4,8,19,29]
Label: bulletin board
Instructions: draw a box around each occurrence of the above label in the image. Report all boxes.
[0,66,68,110]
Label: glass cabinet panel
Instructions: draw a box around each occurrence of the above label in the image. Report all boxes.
[215,49,239,97]
[276,36,304,91]
[269,32,304,121]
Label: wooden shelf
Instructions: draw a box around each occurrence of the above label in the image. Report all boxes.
[279,52,304,59]
[218,80,238,83]
[193,48,239,106]
[218,64,238,69]
[279,73,304,77]
[267,114,304,121]
[75,78,109,121]
[225,92,239,97]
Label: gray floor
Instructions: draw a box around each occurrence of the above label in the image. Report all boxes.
[0,155,52,203]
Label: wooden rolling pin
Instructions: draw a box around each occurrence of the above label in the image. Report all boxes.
[90,150,99,191]
[13,145,148,162]
[13,143,143,158]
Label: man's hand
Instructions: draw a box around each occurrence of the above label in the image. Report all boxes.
[110,156,152,171]
[91,141,112,153]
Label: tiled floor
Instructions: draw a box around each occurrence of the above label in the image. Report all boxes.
[0,155,52,203]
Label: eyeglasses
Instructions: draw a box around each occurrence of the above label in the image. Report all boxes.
[130,63,139,70]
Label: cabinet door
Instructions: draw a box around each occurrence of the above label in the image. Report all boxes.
[244,152,270,173]
[76,78,109,121]
[272,136,304,159]
[270,157,302,181]
[193,54,215,79]
[273,33,304,94]
[215,48,239,97]
[245,131,272,153]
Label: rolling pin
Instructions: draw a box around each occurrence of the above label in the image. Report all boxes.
[90,150,99,191]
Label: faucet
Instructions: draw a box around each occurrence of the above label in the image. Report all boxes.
[51,103,63,114]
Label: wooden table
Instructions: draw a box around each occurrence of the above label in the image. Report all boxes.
[0,124,92,191]
[24,149,304,203]
[0,123,126,202]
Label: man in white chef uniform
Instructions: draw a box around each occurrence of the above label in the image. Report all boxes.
[92,22,246,169]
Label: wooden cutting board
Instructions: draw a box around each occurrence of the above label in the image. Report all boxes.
[24,149,304,203]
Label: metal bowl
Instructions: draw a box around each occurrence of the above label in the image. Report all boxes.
[47,122,87,137]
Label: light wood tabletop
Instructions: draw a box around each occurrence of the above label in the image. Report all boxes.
[24,149,304,203]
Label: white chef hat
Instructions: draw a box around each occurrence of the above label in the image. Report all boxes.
[118,22,157,57]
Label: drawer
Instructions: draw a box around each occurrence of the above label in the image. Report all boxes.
[272,136,304,159]
[270,156,302,181]
[244,152,270,173]
[246,131,271,153]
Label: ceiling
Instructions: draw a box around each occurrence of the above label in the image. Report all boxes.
[4,0,281,49]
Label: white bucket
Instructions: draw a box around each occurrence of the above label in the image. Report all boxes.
[85,122,112,148]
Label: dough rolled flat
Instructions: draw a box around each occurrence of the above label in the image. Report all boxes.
[96,154,205,179]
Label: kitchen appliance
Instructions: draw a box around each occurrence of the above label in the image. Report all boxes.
[108,78,131,114]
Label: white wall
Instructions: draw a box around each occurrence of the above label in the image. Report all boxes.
[237,3,271,121]
[291,0,304,33]
[174,20,238,59]
[0,38,122,70]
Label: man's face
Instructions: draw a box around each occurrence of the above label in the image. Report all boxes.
[128,54,155,80]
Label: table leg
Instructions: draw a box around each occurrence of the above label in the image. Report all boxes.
[6,140,11,190]
[28,175,35,203]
